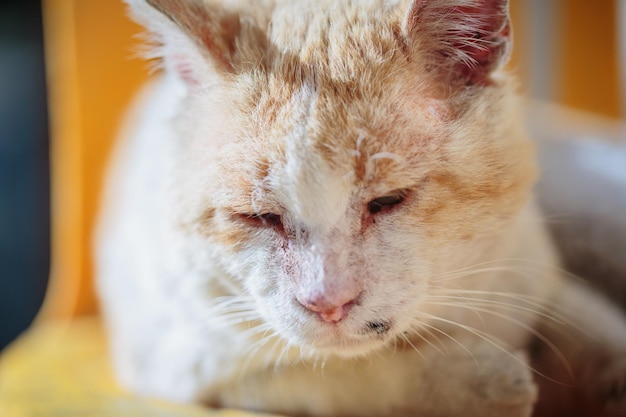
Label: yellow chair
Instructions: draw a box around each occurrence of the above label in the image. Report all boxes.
[0,1,620,416]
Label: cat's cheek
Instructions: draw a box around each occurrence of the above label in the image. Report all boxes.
[237,240,296,305]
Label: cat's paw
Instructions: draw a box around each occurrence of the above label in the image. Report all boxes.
[423,346,537,417]
[470,350,538,417]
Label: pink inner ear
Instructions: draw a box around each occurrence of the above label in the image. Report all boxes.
[453,6,511,85]
[406,0,511,86]
[173,54,200,87]
[451,4,510,66]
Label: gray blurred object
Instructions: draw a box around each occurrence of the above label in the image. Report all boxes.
[0,1,50,350]
[531,102,626,309]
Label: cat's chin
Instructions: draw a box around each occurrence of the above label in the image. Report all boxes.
[308,338,388,358]
[293,330,392,359]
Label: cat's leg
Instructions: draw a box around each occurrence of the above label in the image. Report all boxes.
[212,336,538,417]
[106,314,248,404]
[532,280,626,417]
[405,338,538,417]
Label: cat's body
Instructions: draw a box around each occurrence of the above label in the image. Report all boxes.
[97,1,626,416]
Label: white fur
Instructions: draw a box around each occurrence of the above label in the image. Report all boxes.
[97,1,626,416]
[97,71,555,411]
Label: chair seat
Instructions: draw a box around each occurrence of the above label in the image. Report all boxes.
[0,316,275,417]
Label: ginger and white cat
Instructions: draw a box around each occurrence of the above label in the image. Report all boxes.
[97,0,626,416]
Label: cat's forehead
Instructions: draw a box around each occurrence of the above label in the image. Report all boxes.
[232,0,446,174]
[225,68,446,229]
[242,64,447,174]
[269,0,404,67]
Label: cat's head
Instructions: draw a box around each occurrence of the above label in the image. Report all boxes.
[128,0,535,357]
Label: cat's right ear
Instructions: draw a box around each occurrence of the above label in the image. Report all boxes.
[125,0,244,88]
[403,0,511,87]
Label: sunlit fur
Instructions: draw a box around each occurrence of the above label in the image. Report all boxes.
[97,1,626,416]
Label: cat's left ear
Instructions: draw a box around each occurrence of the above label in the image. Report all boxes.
[403,0,511,86]
[126,0,262,88]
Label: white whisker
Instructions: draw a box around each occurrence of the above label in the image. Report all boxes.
[425,300,574,379]
[407,317,477,362]
[399,332,426,360]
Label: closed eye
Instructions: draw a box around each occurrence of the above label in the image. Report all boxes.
[236,212,283,230]
[367,190,408,215]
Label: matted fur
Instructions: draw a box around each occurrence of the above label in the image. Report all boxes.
[97,1,626,416]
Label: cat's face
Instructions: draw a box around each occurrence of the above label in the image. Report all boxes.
[132,0,533,356]
[176,69,533,357]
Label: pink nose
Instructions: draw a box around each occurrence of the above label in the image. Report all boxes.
[297,295,358,324]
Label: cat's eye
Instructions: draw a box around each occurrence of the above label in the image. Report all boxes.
[238,212,283,230]
[367,191,407,215]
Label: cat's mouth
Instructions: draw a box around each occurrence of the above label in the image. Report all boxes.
[296,319,396,357]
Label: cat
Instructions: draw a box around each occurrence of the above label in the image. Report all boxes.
[96,0,626,416]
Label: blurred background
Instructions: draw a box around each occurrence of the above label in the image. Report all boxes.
[0,0,623,351]
[0,0,50,350]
